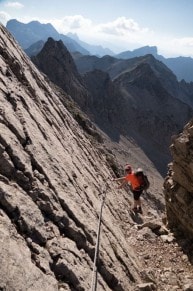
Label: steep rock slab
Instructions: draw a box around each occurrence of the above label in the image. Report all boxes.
[0,208,57,290]
[0,24,144,290]
[164,118,193,239]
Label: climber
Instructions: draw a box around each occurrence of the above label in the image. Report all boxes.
[112,164,144,214]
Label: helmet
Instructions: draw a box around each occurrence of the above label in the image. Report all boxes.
[124,164,132,171]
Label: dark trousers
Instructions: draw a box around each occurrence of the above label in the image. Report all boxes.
[133,189,143,200]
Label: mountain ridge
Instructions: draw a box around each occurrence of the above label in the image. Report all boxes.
[115,45,193,83]
[31,37,193,175]
[6,18,193,82]
[6,19,89,55]
[74,52,193,109]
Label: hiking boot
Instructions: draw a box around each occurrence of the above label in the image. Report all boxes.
[138,207,143,214]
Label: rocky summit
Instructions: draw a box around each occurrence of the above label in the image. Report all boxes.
[1,23,193,291]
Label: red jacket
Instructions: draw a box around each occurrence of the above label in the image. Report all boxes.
[125,172,141,191]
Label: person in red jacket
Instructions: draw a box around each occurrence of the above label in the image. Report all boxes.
[112,164,143,213]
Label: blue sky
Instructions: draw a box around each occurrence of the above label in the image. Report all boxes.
[0,0,193,57]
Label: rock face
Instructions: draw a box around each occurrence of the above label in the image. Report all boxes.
[113,62,193,173]
[2,22,193,291]
[83,69,122,133]
[164,118,193,239]
[0,23,149,291]
[83,60,193,175]
[32,37,90,109]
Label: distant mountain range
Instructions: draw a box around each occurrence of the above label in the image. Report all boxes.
[6,19,193,82]
[73,53,193,108]
[67,32,114,56]
[30,37,193,174]
[6,19,89,55]
[116,46,193,83]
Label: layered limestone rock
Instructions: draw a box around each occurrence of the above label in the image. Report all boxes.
[0,23,145,290]
[164,118,193,239]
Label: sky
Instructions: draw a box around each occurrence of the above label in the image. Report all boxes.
[1,0,193,57]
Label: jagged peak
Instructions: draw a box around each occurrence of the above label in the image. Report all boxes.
[32,36,89,108]
[44,37,65,50]
[35,37,73,62]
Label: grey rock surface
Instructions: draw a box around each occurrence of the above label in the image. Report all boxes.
[164,119,193,239]
[0,23,143,290]
[1,22,193,291]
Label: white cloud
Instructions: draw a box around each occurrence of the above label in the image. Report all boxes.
[98,17,149,36]
[49,15,153,52]
[5,12,193,57]
[51,15,92,34]
[149,36,193,58]
[47,15,149,38]
[5,2,24,9]
[170,38,193,57]
[0,11,10,25]
[50,16,193,57]
[172,37,193,48]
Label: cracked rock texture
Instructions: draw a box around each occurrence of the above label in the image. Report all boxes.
[164,119,193,239]
[2,22,193,291]
[0,23,148,291]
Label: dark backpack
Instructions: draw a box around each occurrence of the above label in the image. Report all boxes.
[135,169,150,191]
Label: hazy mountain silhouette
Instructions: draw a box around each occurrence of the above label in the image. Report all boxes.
[6,19,89,54]
[25,40,45,57]
[6,19,59,48]
[116,46,158,59]
[6,19,113,57]
[67,32,115,56]
[116,46,193,82]
[7,19,193,82]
